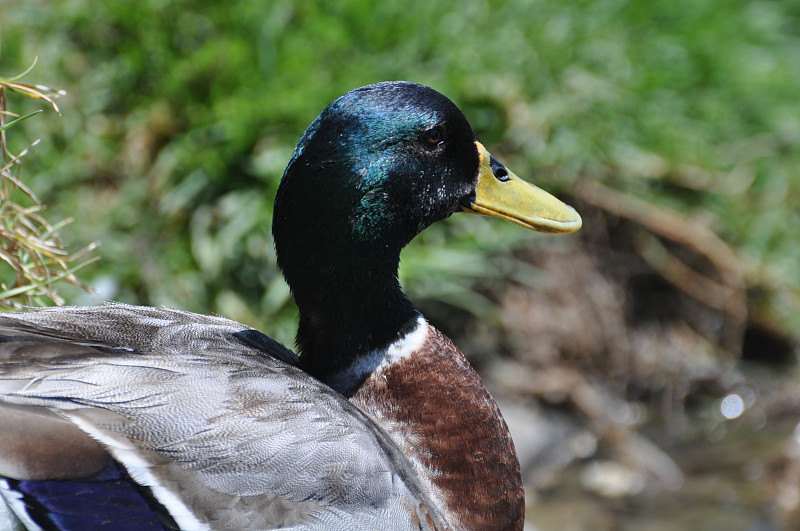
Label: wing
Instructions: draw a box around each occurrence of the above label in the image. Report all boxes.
[0,303,442,530]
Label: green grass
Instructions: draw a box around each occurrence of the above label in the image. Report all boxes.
[0,0,798,343]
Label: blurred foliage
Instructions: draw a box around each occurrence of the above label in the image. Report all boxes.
[0,59,97,308]
[0,0,798,345]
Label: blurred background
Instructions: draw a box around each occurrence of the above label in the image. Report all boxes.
[1,0,799,529]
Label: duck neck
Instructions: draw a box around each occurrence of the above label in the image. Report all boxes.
[290,252,420,384]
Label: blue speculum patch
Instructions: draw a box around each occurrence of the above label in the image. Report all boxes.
[8,460,176,530]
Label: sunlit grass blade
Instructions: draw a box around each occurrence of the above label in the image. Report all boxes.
[0,110,42,133]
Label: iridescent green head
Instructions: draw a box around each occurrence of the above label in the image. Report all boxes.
[274,82,482,257]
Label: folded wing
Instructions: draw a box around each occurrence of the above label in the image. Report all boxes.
[0,304,441,530]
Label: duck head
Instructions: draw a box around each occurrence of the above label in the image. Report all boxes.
[273,81,580,378]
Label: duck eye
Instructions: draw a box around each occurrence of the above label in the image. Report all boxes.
[423,127,444,146]
[490,155,511,182]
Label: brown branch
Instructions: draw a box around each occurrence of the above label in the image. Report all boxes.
[575,179,747,324]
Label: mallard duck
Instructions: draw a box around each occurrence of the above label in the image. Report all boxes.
[0,81,580,530]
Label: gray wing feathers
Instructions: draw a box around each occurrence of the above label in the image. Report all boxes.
[0,304,441,530]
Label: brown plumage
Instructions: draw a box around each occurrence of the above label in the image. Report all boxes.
[351,325,524,530]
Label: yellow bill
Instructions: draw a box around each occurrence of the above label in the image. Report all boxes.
[461,142,582,234]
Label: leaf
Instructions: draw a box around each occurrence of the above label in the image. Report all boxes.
[0,110,42,133]
[0,56,39,83]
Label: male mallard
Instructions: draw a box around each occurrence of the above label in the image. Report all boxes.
[0,82,580,530]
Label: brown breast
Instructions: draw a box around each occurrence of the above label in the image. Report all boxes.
[349,326,524,530]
